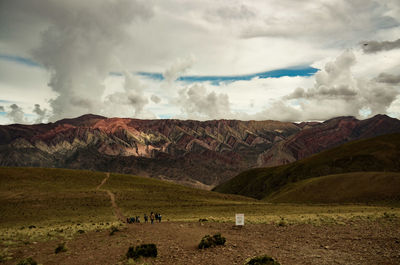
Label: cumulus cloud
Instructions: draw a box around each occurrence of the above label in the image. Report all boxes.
[286,51,358,101]
[33,104,47,123]
[27,0,152,121]
[6,104,26,124]
[163,55,196,83]
[175,84,232,120]
[150,95,161,104]
[277,50,400,121]
[105,73,148,116]
[362,38,400,53]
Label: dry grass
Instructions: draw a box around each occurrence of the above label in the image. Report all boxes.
[1,167,399,248]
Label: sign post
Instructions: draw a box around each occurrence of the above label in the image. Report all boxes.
[235,213,244,226]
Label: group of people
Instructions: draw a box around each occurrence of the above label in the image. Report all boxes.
[127,212,162,224]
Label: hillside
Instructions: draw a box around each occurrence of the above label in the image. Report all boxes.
[1,114,400,188]
[0,167,255,227]
[267,172,400,203]
[213,133,400,199]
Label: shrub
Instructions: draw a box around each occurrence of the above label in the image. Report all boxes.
[17,257,38,265]
[55,242,67,254]
[244,255,281,265]
[110,226,120,236]
[198,233,226,249]
[126,244,158,260]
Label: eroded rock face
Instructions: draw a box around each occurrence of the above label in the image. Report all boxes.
[257,115,400,167]
[0,115,299,188]
[1,114,399,188]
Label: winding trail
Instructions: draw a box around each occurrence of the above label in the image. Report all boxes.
[97,173,126,222]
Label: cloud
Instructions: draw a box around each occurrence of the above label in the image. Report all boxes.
[163,55,196,83]
[205,4,256,22]
[6,104,26,124]
[104,73,149,117]
[0,106,4,112]
[33,104,47,123]
[150,95,161,104]
[286,51,358,101]
[241,1,399,43]
[362,38,400,53]
[174,84,232,120]
[375,73,400,84]
[278,50,400,121]
[27,0,153,121]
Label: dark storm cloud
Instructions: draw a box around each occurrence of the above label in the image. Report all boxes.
[361,39,400,53]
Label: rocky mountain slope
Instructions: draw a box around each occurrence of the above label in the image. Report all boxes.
[257,114,400,167]
[214,133,400,199]
[1,114,399,188]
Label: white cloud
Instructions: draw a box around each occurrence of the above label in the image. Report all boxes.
[6,104,26,124]
[1,0,400,123]
[174,84,232,120]
[163,55,196,83]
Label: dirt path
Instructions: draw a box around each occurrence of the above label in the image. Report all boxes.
[97,173,126,222]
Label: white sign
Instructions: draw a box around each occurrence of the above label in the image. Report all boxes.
[235,213,244,226]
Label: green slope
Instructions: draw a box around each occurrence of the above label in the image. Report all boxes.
[213,133,400,199]
[267,172,400,203]
[0,167,254,228]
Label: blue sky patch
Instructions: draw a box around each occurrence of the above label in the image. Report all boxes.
[0,54,318,86]
[137,66,318,85]
[0,54,41,67]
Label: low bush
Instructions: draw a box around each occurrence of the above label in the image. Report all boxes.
[55,242,67,254]
[198,233,226,249]
[110,225,120,236]
[17,257,38,265]
[126,244,158,260]
[244,255,280,265]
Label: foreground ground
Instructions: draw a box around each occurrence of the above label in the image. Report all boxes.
[1,167,400,264]
[2,218,400,265]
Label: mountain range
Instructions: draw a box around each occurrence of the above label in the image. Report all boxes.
[1,114,400,189]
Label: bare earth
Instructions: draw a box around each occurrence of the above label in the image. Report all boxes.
[4,219,400,265]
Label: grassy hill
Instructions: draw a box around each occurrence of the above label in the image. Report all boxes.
[0,167,256,228]
[213,133,400,199]
[267,172,400,203]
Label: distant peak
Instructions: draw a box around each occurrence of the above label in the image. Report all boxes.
[76,114,107,120]
[55,114,107,125]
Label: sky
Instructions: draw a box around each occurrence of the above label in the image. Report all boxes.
[0,0,400,124]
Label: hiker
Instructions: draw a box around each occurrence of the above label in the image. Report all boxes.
[155,213,159,222]
[150,212,155,224]
[158,213,162,223]
[136,216,140,223]
[144,214,148,223]
[130,217,135,223]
